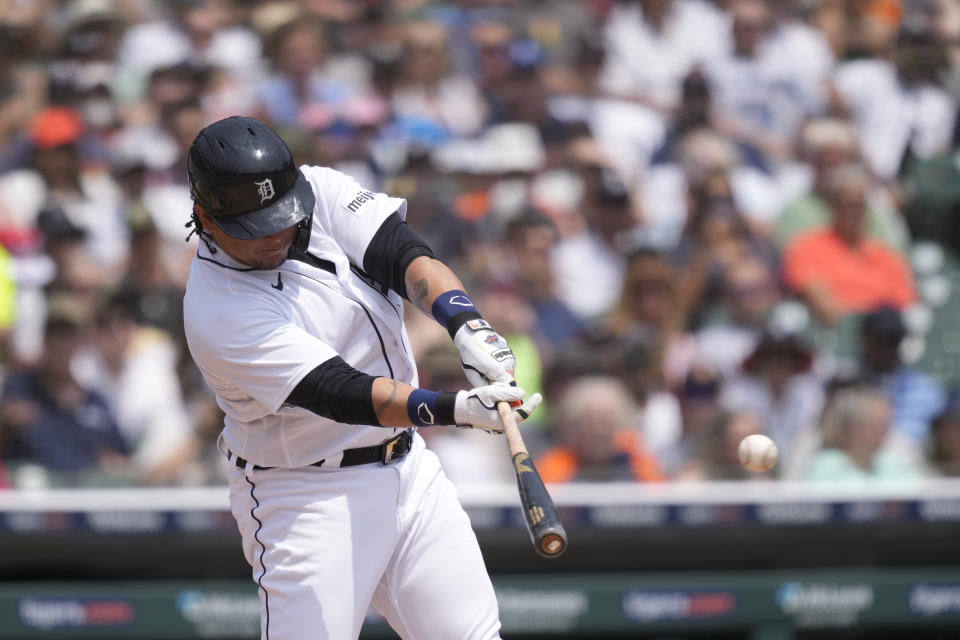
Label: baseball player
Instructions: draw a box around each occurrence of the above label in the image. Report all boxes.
[182,116,541,640]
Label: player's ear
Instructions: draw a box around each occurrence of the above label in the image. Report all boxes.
[194,204,213,232]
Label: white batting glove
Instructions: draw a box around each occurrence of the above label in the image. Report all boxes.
[452,319,517,386]
[453,382,542,432]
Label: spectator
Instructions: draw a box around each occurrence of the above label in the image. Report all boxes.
[73,290,196,485]
[642,128,784,249]
[550,136,638,321]
[804,385,926,483]
[115,0,263,94]
[782,164,916,326]
[720,328,824,469]
[657,364,723,478]
[535,376,663,483]
[119,212,186,339]
[706,0,812,164]
[390,21,487,139]
[0,5,47,170]
[774,117,908,252]
[0,299,128,483]
[831,22,955,181]
[606,248,695,389]
[255,16,381,133]
[695,255,781,377]
[592,0,729,178]
[0,106,127,269]
[849,305,946,446]
[670,164,778,329]
[597,0,728,114]
[10,205,102,366]
[929,390,960,477]
[675,409,767,481]
[504,209,582,350]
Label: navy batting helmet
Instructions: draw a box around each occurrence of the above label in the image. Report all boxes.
[187,116,315,239]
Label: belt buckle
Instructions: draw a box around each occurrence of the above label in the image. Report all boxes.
[380,430,411,464]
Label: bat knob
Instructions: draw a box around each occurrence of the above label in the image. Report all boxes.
[537,532,567,558]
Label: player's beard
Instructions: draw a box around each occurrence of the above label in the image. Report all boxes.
[251,245,292,269]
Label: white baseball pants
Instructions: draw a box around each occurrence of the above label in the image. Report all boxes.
[227,433,502,639]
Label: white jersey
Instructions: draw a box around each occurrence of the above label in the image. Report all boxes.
[184,165,417,467]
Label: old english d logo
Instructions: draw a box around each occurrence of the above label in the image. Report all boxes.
[513,452,533,474]
[255,178,276,204]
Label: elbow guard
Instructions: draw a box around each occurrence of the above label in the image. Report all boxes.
[286,357,380,426]
[362,212,435,299]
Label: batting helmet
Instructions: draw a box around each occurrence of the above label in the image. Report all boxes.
[187,116,315,239]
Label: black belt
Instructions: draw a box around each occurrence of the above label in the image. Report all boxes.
[230,429,412,471]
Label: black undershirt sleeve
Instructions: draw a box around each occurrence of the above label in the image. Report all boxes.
[362,212,435,300]
[286,356,381,426]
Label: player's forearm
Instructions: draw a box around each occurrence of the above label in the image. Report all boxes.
[404,255,467,317]
[371,377,457,428]
[371,377,418,426]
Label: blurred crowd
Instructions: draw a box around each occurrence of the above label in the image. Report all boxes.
[2,0,960,489]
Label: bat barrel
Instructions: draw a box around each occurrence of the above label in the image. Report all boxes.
[513,451,568,558]
[499,402,569,559]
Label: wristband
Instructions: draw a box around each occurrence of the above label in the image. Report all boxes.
[431,290,482,338]
[407,388,457,426]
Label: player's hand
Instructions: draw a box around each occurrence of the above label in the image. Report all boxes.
[452,319,517,386]
[453,382,542,432]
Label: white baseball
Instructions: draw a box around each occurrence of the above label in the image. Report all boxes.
[738,434,778,472]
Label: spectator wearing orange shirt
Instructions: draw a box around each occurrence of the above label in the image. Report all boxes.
[535,376,663,483]
[782,164,915,326]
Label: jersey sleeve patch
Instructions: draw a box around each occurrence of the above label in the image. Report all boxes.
[340,188,378,217]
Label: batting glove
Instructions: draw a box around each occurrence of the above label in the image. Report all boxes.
[453,382,542,432]
[453,319,517,386]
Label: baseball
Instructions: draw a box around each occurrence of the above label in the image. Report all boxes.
[738,434,778,472]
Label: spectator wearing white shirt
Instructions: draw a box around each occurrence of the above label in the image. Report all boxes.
[706,0,833,167]
[74,290,196,485]
[551,136,639,321]
[831,24,956,181]
[390,21,488,139]
[591,0,729,179]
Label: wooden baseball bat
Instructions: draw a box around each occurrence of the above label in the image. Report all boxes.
[497,402,568,558]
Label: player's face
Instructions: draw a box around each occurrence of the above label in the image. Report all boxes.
[196,206,298,269]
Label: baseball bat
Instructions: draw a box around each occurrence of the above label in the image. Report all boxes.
[497,401,568,558]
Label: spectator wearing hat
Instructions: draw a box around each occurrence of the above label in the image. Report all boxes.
[8,205,100,366]
[782,163,916,326]
[849,305,946,446]
[0,106,127,269]
[929,390,960,477]
[720,328,825,469]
